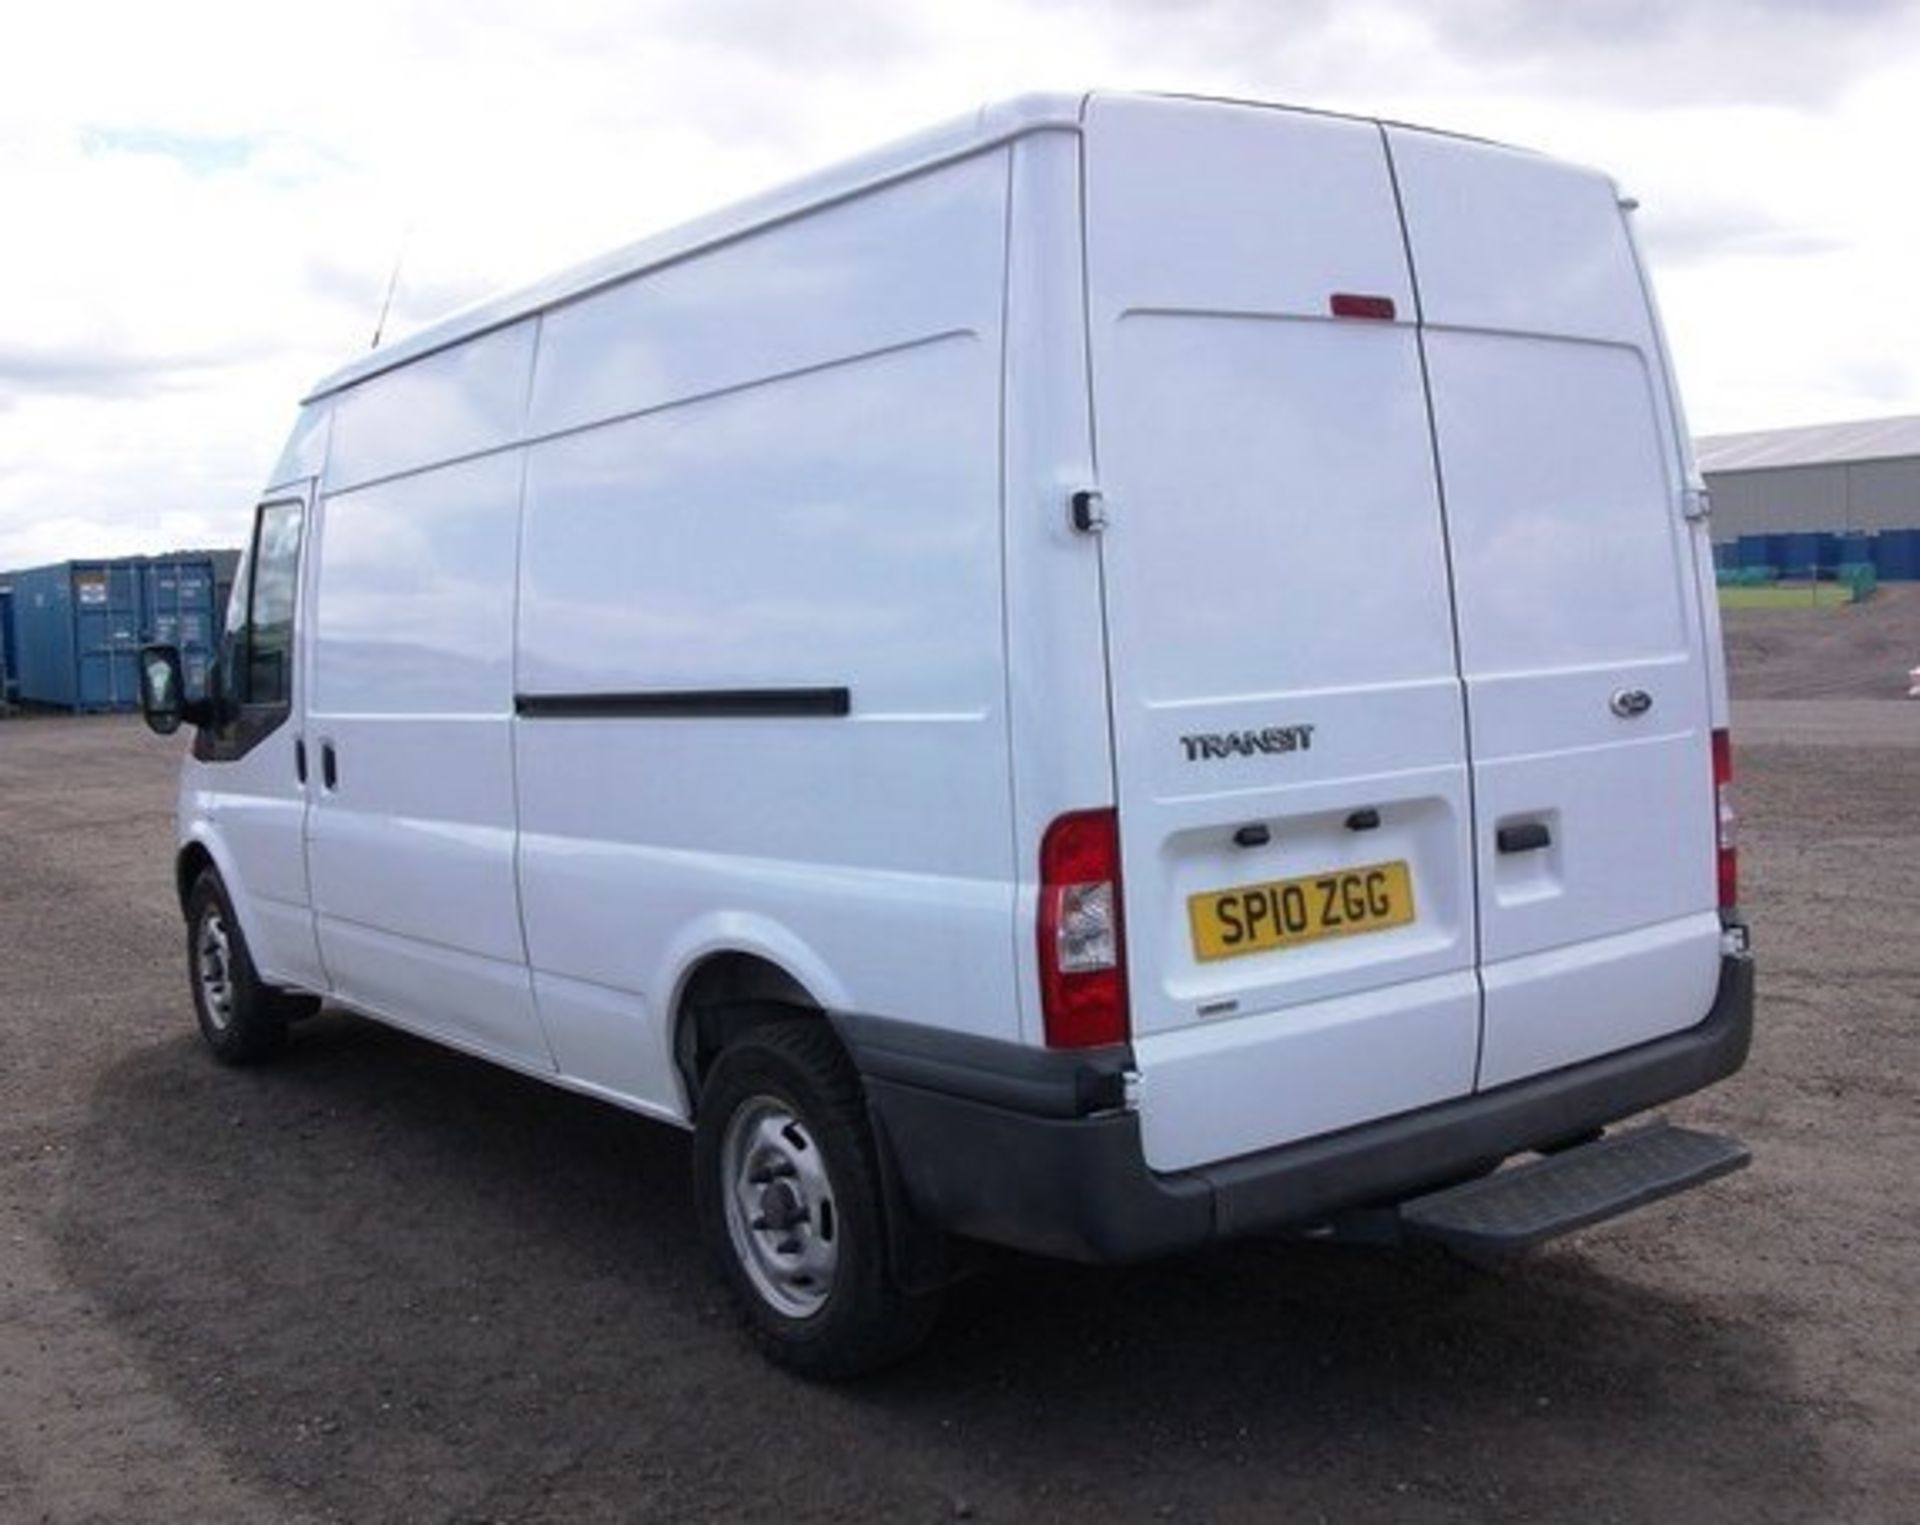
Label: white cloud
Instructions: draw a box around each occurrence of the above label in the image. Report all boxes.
[1,0,1916,564]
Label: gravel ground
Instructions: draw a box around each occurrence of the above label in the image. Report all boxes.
[1721,582,1920,699]
[1,643,1916,1521]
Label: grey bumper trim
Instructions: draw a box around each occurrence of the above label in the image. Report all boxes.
[829,1011,1131,1119]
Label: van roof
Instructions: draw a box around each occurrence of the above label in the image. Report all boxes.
[305,91,1521,405]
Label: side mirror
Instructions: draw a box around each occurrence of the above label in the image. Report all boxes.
[139,644,203,735]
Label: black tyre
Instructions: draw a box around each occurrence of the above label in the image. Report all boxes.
[693,1021,939,1378]
[184,872,310,1065]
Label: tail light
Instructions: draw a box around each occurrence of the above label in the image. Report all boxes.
[1037,808,1129,1048]
[1712,728,1737,909]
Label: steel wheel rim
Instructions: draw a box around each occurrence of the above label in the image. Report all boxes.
[720,1096,840,1319]
[196,909,235,1032]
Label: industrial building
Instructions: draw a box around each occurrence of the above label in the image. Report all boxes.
[1697,413,1920,577]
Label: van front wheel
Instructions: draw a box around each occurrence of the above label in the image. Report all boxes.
[185,873,308,1065]
[693,1022,938,1378]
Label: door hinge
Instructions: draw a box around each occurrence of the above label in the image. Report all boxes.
[1070,487,1107,534]
[1682,486,1712,521]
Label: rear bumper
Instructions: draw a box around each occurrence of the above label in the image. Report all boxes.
[833,948,1754,1264]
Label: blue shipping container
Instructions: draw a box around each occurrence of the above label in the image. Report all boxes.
[5,555,224,711]
[141,558,220,699]
[0,586,16,701]
[1778,532,1819,572]
[1776,531,1843,573]
[1873,528,1920,581]
[1735,534,1775,569]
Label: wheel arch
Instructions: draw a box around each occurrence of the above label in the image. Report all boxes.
[171,828,282,986]
[671,949,839,1116]
[654,912,854,1117]
[175,839,218,913]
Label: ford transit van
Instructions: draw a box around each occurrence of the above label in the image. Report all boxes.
[140,92,1754,1376]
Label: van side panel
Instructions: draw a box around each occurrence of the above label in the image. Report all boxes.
[325,320,535,493]
[1385,129,1721,1086]
[513,152,1019,1110]
[525,158,1001,439]
[998,128,1116,1047]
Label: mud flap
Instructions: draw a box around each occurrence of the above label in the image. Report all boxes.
[861,1098,954,1296]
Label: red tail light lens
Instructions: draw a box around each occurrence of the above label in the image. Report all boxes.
[1037,808,1129,1049]
[1712,728,1737,909]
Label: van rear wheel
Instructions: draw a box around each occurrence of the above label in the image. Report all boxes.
[693,1021,938,1378]
[185,872,311,1065]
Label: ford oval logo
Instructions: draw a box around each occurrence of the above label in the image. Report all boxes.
[1610,688,1654,718]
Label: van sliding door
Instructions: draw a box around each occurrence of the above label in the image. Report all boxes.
[303,454,551,1070]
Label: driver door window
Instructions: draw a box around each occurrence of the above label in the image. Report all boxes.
[242,500,303,707]
[198,497,305,761]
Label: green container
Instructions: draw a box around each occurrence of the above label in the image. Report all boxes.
[1837,562,1877,602]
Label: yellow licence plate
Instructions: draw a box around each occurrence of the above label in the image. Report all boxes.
[1188,859,1415,962]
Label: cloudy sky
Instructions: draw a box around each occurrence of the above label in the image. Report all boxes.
[3,0,1917,566]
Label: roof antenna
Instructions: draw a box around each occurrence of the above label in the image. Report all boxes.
[369,225,411,350]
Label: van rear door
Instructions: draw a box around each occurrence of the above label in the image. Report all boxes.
[1081,97,1481,1173]
[1383,127,1722,1089]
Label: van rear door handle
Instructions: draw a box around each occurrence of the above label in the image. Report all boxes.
[320,742,338,791]
[1497,822,1551,854]
[294,737,307,784]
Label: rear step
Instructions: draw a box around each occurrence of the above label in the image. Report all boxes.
[1392,1123,1749,1252]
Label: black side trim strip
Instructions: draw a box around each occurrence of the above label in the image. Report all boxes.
[515,686,851,720]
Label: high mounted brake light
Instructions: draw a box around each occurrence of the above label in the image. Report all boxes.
[1329,292,1396,320]
[1037,808,1129,1049]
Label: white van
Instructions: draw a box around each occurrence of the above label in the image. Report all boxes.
[140,92,1753,1376]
